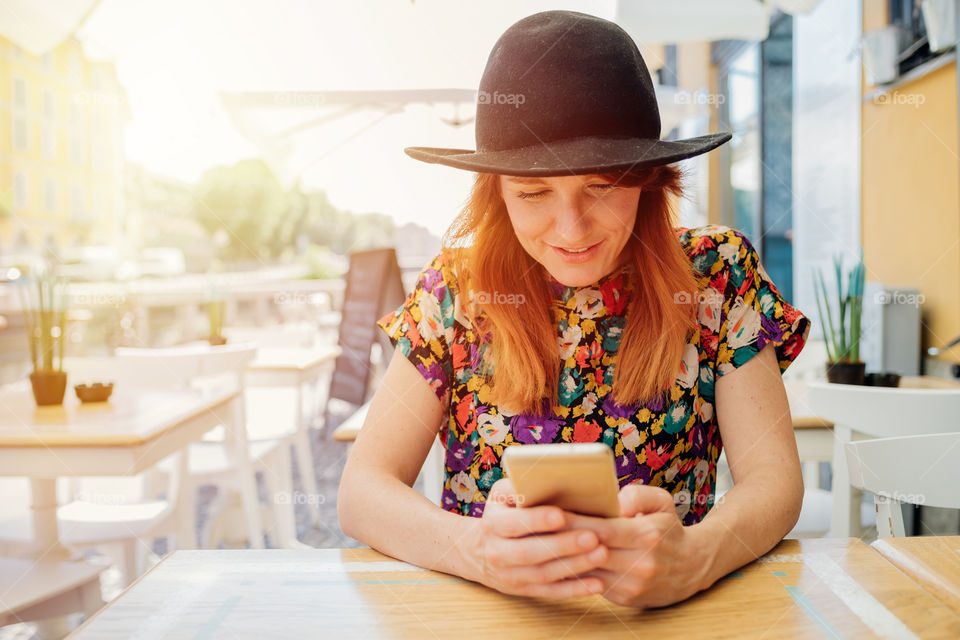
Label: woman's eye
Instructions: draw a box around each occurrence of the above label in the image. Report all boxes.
[516,190,547,200]
[589,183,617,193]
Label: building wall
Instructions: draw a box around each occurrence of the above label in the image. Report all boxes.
[0,36,128,255]
[861,2,960,367]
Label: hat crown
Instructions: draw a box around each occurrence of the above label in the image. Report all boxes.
[475,11,661,154]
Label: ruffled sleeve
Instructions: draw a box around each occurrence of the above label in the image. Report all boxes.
[375,251,457,407]
[712,228,811,378]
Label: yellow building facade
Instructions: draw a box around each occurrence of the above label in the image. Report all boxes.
[0,35,128,255]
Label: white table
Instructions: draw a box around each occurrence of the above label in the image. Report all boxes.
[0,380,239,562]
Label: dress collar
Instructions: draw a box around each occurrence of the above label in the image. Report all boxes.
[545,263,632,309]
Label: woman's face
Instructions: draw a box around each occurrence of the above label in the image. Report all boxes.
[499,174,642,287]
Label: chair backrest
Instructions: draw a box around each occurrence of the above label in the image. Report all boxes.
[807,381,960,438]
[844,433,960,511]
[113,342,258,391]
[61,342,258,504]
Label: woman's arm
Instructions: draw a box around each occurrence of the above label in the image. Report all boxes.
[338,346,474,576]
[688,340,805,583]
[338,346,608,598]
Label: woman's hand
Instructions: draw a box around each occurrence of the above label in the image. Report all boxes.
[466,478,610,599]
[562,483,715,608]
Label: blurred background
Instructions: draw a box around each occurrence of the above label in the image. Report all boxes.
[3,1,960,637]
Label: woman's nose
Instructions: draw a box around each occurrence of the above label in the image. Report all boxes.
[554,199,592,243]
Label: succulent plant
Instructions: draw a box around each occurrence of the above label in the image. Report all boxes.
[813,250,865,364]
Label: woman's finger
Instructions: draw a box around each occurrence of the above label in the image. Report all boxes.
[618,483,676,518]
[483,501,569,538]
[519,575,605,600]
[484,528,600,568]
[562,511,680,549]
[499,544,609,585]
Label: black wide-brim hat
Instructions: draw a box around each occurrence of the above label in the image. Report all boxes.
[405,10,731,177]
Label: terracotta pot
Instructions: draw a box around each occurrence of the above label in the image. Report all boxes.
[208,335,227,346]
[30,370,68,406]
[825,361,866,385]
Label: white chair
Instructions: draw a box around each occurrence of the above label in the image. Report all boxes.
[215,325,334,532]
[807,381,960,537]
[845,433,960,538]
[112,343,302,549]
[0,557,103,633]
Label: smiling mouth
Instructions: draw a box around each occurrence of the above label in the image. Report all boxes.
[550,241,600,253]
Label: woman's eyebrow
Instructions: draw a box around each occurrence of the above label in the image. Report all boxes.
[504,177,547,185]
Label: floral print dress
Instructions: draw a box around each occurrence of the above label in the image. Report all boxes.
[376,225,811,525]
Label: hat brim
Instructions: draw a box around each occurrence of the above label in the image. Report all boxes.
[404,132,732,176]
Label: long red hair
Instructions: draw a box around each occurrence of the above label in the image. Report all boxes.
[445,165,700,416]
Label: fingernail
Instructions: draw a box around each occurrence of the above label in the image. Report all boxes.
[589,546,606,562]
[578,532,596,548]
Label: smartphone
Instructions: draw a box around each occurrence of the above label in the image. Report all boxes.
[501,443,621,517]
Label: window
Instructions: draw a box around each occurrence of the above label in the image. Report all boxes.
[68,52,82,83]
[70,134,86,165]
[44,178,58,212]
[92,142,106,171]
[722,44,762,242]
[13,116,28,151]
[13,77,27,109]
[888,0,941,76]
[92,66,106,90]
[93,188,106,220]
[714,14,797,304]
[43,89,55,119]
[13,173,27,209]
[43,125,57,159]
[69,184,87,222]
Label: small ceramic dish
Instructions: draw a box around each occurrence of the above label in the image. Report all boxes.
[74,382,114,403]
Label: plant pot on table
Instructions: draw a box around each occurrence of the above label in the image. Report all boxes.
[825,360,866,385]
[30,370,68,406]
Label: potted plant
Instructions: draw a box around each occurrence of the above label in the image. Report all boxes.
[813,251,866,385]
[16,266,69,405]
[207,299,227,346]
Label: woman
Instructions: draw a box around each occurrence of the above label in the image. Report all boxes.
[339,10,810,608]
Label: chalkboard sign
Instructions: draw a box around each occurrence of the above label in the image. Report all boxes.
[328,248,406,405]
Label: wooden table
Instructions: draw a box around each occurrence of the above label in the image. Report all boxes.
[69,538,960,638]
[0,380,238,562]
[871,536,960,616]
